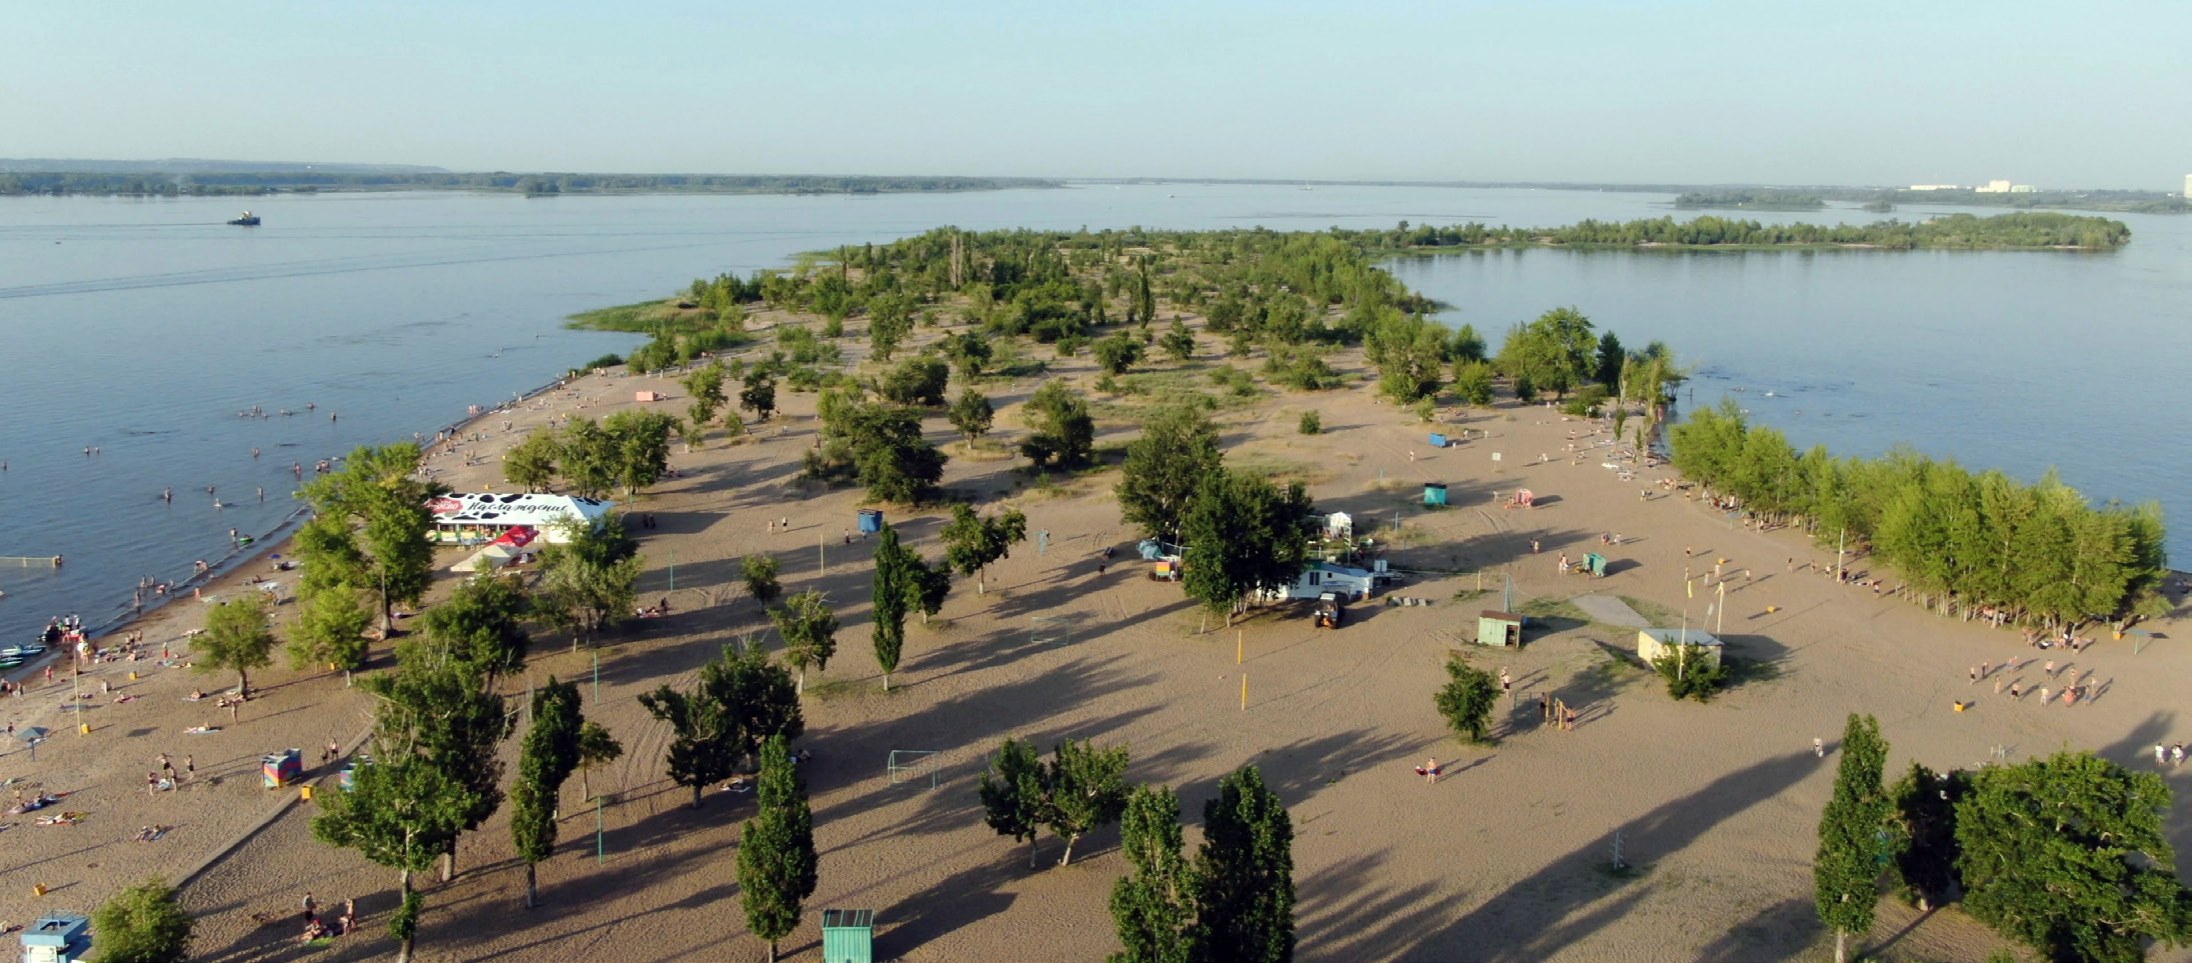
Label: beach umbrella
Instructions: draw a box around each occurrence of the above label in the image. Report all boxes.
[17,725,49,761]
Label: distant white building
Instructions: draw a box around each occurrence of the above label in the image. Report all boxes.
[2009,184,2037,193]
[1907,184,1962,191]
[1975,179,2014,193]
[2184,173,2191,199]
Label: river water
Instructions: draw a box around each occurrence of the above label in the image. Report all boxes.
[0,185,2185,643]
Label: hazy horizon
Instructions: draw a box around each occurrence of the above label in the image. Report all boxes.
[18,1,2191,191]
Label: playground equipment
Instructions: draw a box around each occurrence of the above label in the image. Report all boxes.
[886,750,940,789]
[821,908,877,963]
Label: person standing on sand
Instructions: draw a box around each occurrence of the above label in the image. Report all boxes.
[2174,744,2185,767]
[1813,738,1825,758]
[2160,745,2169,766]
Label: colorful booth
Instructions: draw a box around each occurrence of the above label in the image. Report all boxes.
[262,749,303,789]
[429,493,614,544]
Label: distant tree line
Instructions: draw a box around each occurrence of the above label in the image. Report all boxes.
[0,171,1059,197]
[1670,401,2168,629]
[1673,190,1826,211]
[1369,212,2131,250]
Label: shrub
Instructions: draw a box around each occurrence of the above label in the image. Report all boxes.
[1298,411,1322,435]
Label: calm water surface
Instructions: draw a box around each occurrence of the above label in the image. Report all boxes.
[0,185,2185,643]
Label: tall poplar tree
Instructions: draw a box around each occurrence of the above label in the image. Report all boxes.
[1195,766,1295,963]
[738,735,818,963]
[1111,785,1199,963]
[870,525,913,691]
[1814,713,1890,963]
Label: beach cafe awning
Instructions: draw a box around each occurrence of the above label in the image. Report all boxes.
[450,542,522,574]
[429,493,613,542]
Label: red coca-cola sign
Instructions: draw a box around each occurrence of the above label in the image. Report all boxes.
[428,497,465,514]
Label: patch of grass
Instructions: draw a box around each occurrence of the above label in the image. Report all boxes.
[1516,595,1588,623]
[1450,587,1490,604]
[1230,453,1331,486]
[804,678,886,701]
[568,299,712,333]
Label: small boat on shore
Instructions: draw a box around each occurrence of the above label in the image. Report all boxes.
[227,212,261,226]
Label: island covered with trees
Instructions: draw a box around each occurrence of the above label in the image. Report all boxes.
[0,170,1061,197]
[1372,211,2130,251]
[1673,190,1827,211]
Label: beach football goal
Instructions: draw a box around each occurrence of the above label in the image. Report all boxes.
[1030,615,1072,646]
[887,750,941,789]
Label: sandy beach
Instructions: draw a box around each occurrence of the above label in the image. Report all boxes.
[4,305,2189,963]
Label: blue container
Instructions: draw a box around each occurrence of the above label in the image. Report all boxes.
[22,913,92,962]
[856,510,884,535]
[1428,432,1448,448]
[1424,483,1449,507]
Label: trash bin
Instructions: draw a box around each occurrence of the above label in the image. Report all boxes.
[856,510,884,535]
[821,908,876,963]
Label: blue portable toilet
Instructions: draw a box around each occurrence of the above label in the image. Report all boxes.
[21,913,92,963]
[1423,483,1448,507]
[856,509,884,535]
[1428,432,1448,448]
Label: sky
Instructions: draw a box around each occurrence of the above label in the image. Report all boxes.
[9,0,2190,188]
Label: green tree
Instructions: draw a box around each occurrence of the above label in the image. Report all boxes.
[1111,785,1199,963]
[949,388,996,444]
[298,442,441,635]
[312,702,479,963]
[556,417,620,498]
[287,581,372,685]
[1815,714,1892,963]
[1447,323,1487,364]
[881,355,951,407]
[533,516,644,649]
[509,679,583,906]
[1432,652,1499,743]
[941,503,1028,594]
[980,736,1052,867]
[1495,308,1597,400]
[1955,752,2192,963]
[1160,320,1197,362]
[1095,332,1146,375]
[770,590,839,694]
[575,721,623,805]
[742,553,784,609]
[365,653,513,882]
[1451,360,1497,407]
[682,361,728,442]
[810,401,948,503]
[1649,644,1730,701]
[1888,763,1968,912]
[737,735,818,963]
[90,877,194,963]
[1019,379,1096,469]
[503,430,562,492]
[871,525,913,691]
[638,675,736,810]
[1594,330,1625,386]
[740,372,779,421]
[1116,405,1223,543]
[1046,738,1131,866]
[1180,471,1314,626]
[415,573,531,687]
[942,330,993,378]
[197,596,276,696]
[602,409,678,496]
[1196,765,1296,963]
[1363,311,1447,402]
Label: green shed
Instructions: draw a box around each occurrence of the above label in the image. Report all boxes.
[822,908,876,963]
[1477,609,1524,648]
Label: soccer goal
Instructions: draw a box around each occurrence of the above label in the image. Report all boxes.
[887,749,941,789]
[1030,615,1072,646]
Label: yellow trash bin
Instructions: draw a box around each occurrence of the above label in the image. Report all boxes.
[33,882,49,897]
[300,786,314,802]
[78,723,91,735]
